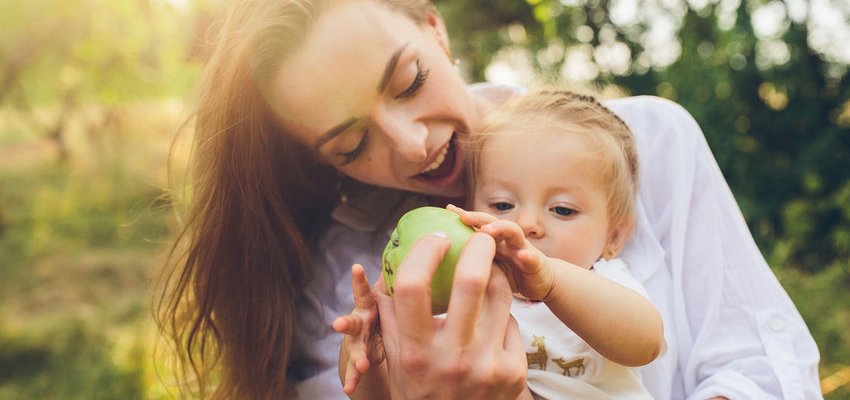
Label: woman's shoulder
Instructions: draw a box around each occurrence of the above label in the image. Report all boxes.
[467,82,525,104]
[603,95,704,152]
[603,94,686,112]
[603,95,698,130]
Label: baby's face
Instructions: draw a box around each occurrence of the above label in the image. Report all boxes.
[473,132,611,269]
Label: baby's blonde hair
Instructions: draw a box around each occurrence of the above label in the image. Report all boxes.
[469,88,639,232]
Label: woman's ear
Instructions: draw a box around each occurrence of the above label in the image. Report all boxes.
[604,215,636,259]
[424,9,451,56]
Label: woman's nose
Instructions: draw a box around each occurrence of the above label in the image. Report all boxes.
[372,105,428,163]
[516,209,544,239]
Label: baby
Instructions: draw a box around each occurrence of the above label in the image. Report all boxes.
[455,89,663,398]
[334,89,664,399]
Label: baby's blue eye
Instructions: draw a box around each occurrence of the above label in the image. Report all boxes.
[551,206,575,216]
[492,202,513,211]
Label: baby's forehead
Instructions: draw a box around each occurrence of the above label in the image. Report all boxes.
[478,124,600,158]
[478,134,606,175]
[476,129,614,184]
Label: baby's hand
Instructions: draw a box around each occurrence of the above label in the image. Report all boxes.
[448,205,556,301]
[332,264,384,395]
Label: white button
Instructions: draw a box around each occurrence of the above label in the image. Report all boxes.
[770,318,785,332]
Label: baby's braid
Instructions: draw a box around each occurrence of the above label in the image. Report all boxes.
[531,89,638,187]
[538,90,630,132]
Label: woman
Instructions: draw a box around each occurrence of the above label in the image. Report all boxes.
[155,0,822,399]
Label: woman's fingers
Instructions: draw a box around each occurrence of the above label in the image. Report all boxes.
[501,316,528,392]
[333,264,377,336]
[332,315,362,335]
[349,339,370,373]
[503,315,523,354]
[342,361,362,395]
[444,232,496,345]
[373,277,401,360]
[342,372,358,395]
[350,264,374,309]
[373,223,529,399]
[495,259,520,294]
[341,333,370,395]
[391,234,450,345]
[481,260,516,336]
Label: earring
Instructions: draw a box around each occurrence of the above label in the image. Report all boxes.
[444,46,461,72]
[336,175,349,205]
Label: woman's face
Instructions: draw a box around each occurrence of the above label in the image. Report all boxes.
[269,1,479,198]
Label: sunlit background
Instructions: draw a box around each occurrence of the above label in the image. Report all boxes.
[0,0,848,398]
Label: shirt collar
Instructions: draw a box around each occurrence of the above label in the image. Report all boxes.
[331,187,429,233]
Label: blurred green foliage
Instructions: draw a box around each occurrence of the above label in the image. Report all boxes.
[0,0,847,398]
[0,320,145,400]
[0,163,174,398]
[0,0,197,107]
[0,0,192,398]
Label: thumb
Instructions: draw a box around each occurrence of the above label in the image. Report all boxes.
[373,278,399,351]
[496,260,519,293]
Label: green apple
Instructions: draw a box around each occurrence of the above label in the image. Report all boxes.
[382,206,475,314]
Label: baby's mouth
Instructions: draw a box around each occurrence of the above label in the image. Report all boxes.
[417,134,457,180]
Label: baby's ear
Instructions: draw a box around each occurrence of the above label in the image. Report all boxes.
[604,215,636,259]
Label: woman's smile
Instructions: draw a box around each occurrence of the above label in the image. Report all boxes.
[413,133,465,190]
[419,137,451,174]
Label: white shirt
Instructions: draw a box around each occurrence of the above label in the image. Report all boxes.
[293,92,823,399]
[517,258,654,400]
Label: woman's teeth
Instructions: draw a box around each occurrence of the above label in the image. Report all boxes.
[421,143,450,174]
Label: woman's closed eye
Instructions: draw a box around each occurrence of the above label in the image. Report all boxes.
[339,129,369,165]
[337,60,427,165]
[394,59,429,99]
[550,206,576,217]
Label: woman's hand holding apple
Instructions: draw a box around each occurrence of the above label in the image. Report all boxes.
[374,231,527,399]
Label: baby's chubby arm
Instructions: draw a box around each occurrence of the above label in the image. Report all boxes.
[540,255,663,367]
[332,264,390,399]
[450,205,663,367]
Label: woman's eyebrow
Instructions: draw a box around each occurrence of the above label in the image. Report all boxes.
[378,42,409,93]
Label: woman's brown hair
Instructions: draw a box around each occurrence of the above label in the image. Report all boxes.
[154,0,435,398]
